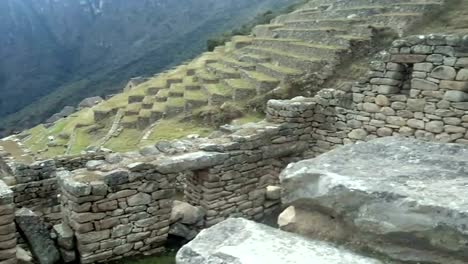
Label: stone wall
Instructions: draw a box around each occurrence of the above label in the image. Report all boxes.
[54,152,106,171]
[0,180,16,264]
[270,34,468,157]
[59,166,176,263]
[9,160,61,225]
[3,153,106,225]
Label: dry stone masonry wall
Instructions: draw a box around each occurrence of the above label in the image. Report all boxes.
[271,34,468,157]
[1,33,468,263]
[0,181,16,264]
[59,167,176,263]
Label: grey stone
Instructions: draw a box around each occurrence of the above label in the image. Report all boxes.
[348,129,367,140]
[85,160,105,171]
[413,63,434,72]
[430,66,456,80]
[53,223,74,250]
[456,69,468,81]
[16,246,33,264]
[15,208,60,264]
[103,170,129,186]
[266,186,281,200]
[444,91,468,102]
[425,121,444,133]
[411,79,438,91]
[176,218,382,264]
[139,145,161,157]
[105,153,122,164]
[280,137,468,263]
[171,201,205,225]
[127,193,151,206]
[362,103,380,113]
[156,152,229,174]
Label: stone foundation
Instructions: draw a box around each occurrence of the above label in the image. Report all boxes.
[0,181,16,264]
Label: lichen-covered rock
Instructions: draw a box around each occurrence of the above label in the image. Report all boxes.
[176,218,382,264]
[15,208,60,264]
[170,201,205,225]
[280,137,468,263]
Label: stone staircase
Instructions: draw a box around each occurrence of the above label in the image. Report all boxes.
[94,0,445,130]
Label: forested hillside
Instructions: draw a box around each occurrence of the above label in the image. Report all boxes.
[0,0,292,135]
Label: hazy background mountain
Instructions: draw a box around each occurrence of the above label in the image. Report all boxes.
[0,0,292,135]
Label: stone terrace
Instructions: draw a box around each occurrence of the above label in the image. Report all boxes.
[92,0,445,130]
[1,33,468,263]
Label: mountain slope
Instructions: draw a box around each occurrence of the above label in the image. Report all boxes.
[0,0,292,135]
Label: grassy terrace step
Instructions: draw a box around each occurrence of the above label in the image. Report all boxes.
[155,89,169,102]
[184,90,209,111]
[206,63,241,79]
[271,27,350,42]
[256,63,303,81]
[165,97,185,117]
[240,70,280,94]
[252,24,285,38]
[241,46,326,70]
[168,84,185,97]
[235,52,271,64]
[283,18,365,29]
[124,103,143,116]
[221,57,256,71]
[288,3,442,20]
[223,79,256,101]
[121,115,138,128]
[204,83,233,106]
[252,38,346,57]
[231,35,253,49]
[195,70,219,84]
[142,96,156,109]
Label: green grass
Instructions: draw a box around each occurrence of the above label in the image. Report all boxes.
[260,63,302,75]
[184,90,208,101]
[169,84,185,94]
[197,70,218,81]
[166,97,185,107]
[245,71,278,82]
[233,113,265,125]
[69,127,92,155]
[152,103,166,112]
[205,83,233,96]
[224,79,255,90]
[208,63,238,74]
[104,129,143,152]
[144,118,213,143]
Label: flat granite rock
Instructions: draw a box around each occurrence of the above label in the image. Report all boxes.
[176,218,382,264]
[280,137,468,263]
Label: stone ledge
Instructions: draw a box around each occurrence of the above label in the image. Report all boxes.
[176,218,382,264]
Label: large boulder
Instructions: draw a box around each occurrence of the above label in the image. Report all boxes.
[170,201,205,225]
[280,137,468,263]
[15,208,60,264]
[176,218,382,264]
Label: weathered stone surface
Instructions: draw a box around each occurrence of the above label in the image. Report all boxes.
[15,208,60,264]
[176,218,382,264]
[444,90,468,102]
[411,79,438,91]
[430,66,456,80]
[53,223,74,250]
[155,152,229,174]
[171,201,205,225]
[280,137,468,263]
[266,186,281,200]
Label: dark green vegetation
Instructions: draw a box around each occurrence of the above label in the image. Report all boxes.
[206,0,308,51]
[0,0,293,136]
